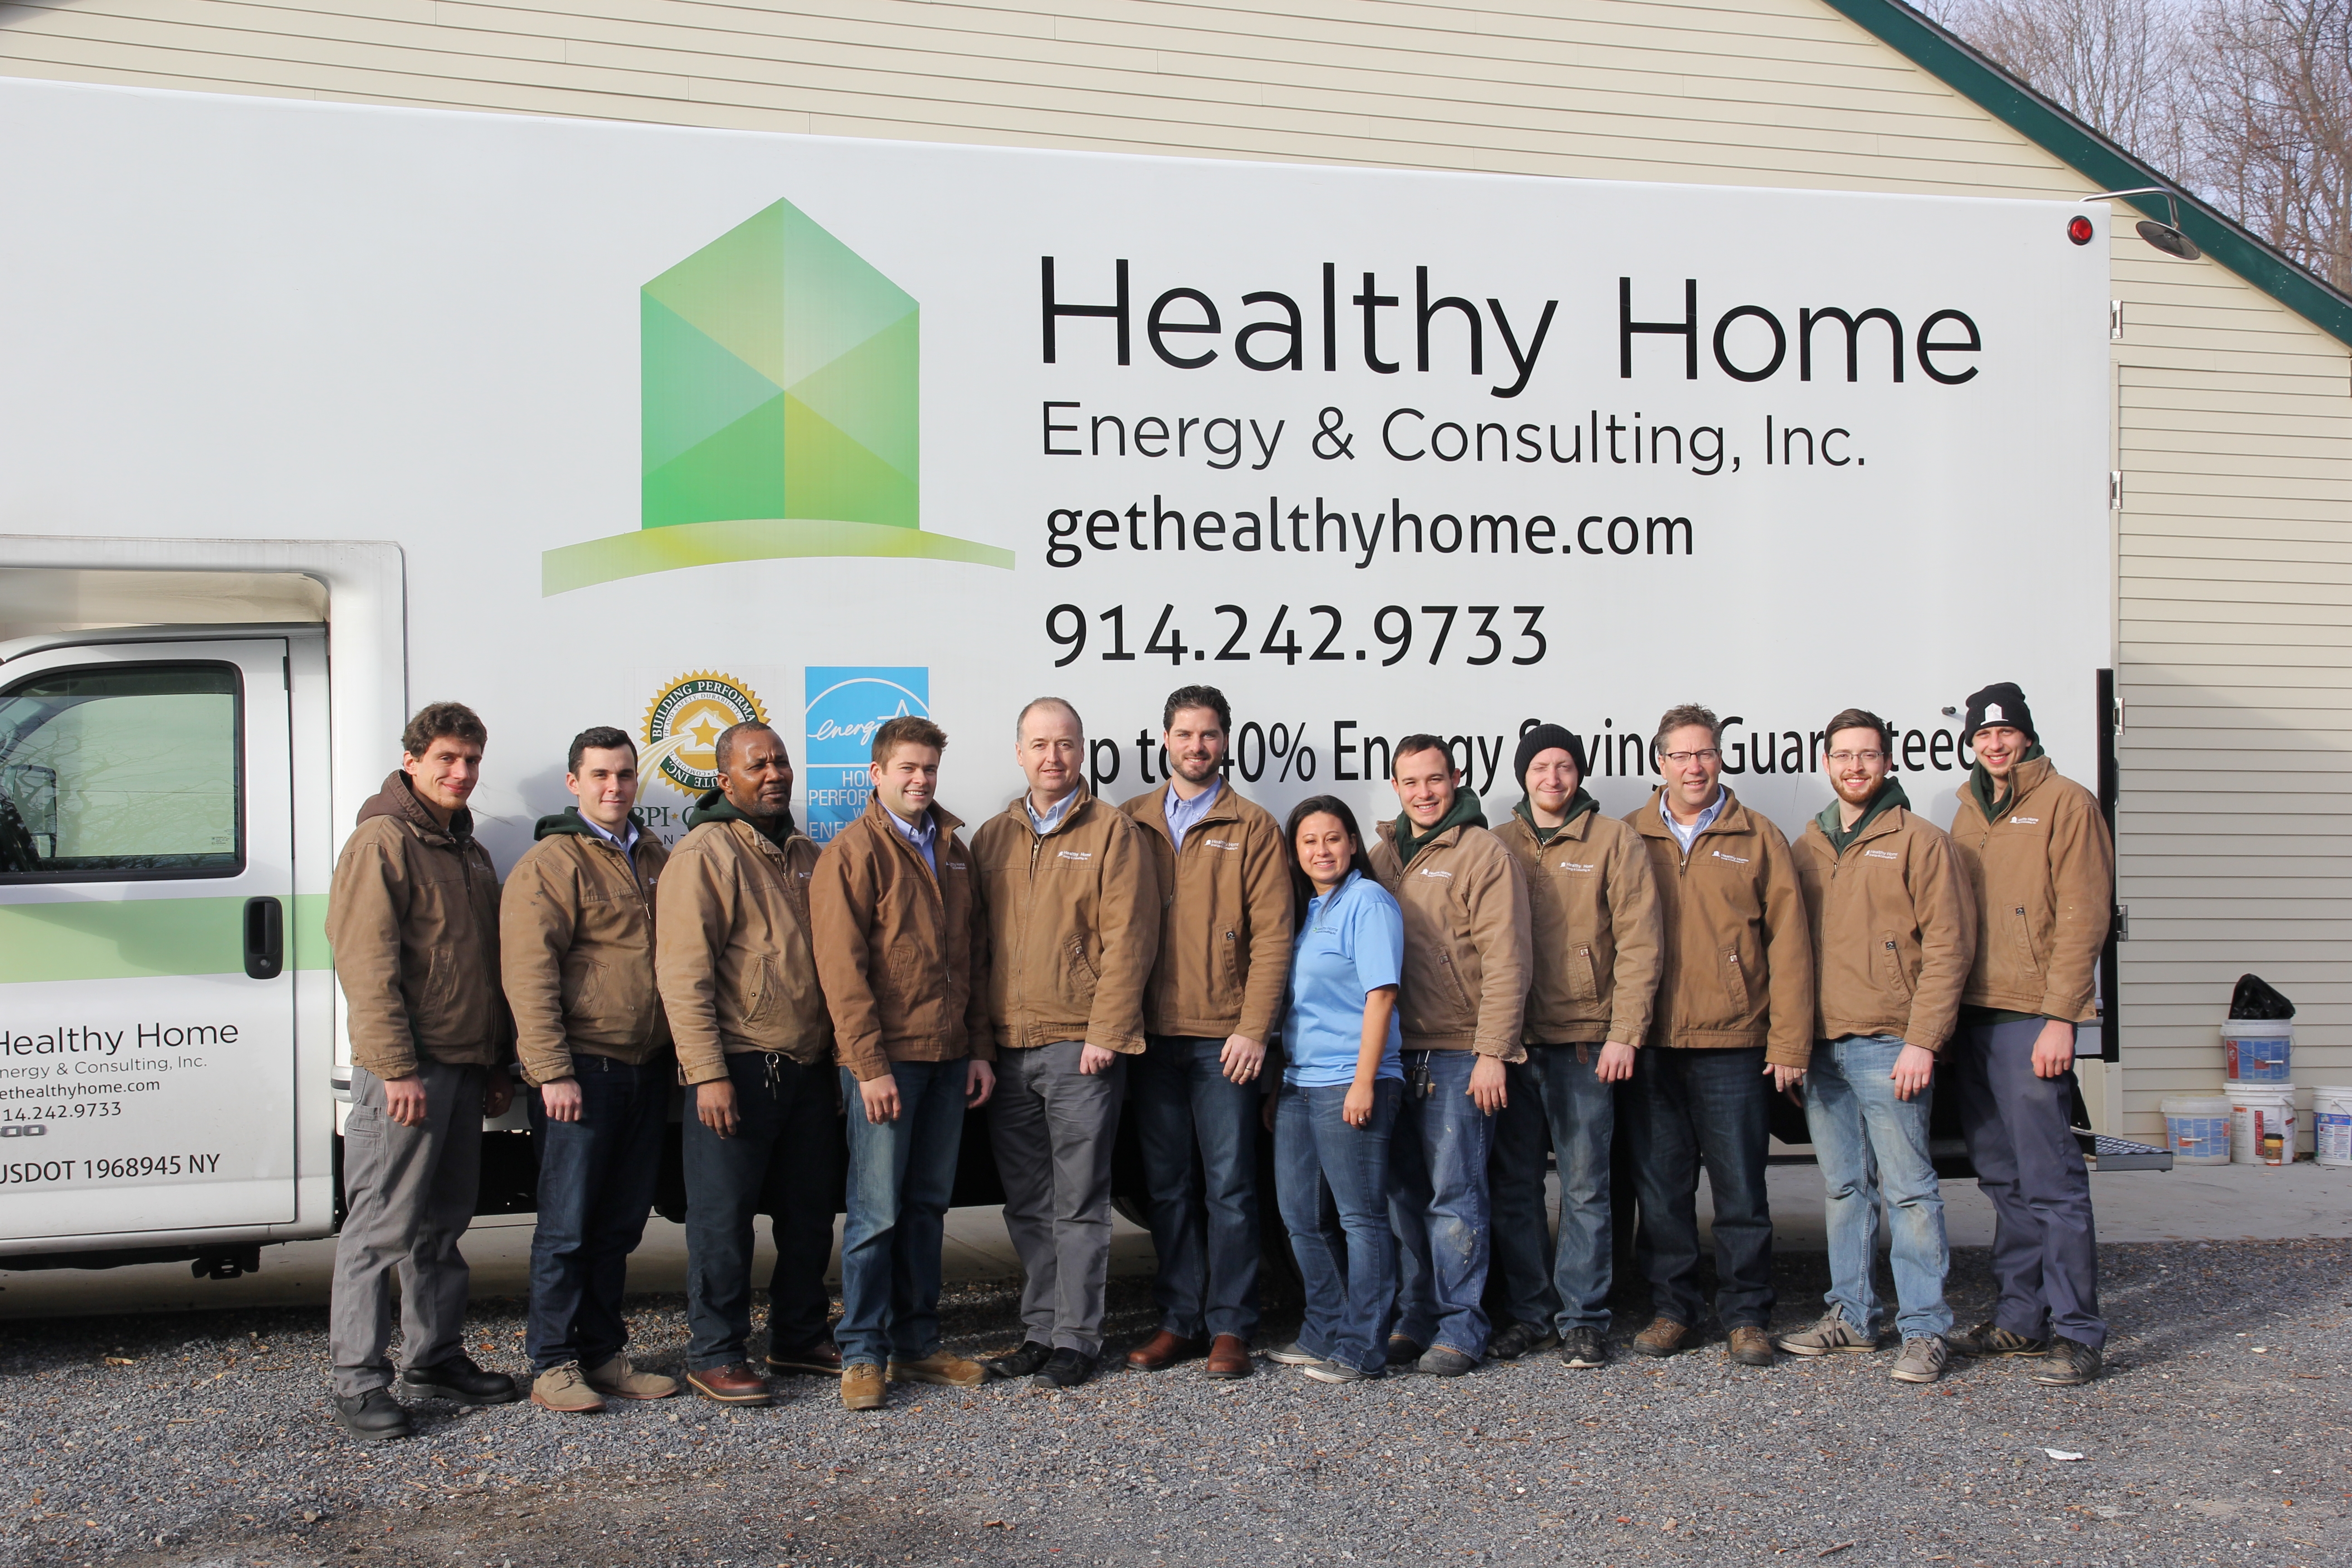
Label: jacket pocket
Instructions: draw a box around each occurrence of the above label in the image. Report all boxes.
[1570,943,1602,1003]
[1720,948,1750,1014]
[1218,928,1244,997]
[1878,933,1914,1002]
[2008,905,2044,976]
[1435,951,1475,1015]
[1064,936,1100,1006]
[564,955,609,1024]
[743,956,778,1024]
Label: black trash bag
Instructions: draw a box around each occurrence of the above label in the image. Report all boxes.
[2229,974,2295,1020]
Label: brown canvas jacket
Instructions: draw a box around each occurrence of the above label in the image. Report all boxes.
[810,794,991,1082]
[1494,808,1665,1048]
[1793,804,1976,1053]
[1948,755,2114,1023]
[1626,787,1814,1068]
[325,771,506,1080]
[1367,818,1532,1059]
[655,816,833,1082]
[501,817,672,1086]
[1121,780,1294,1045]
[972,784,1158,1054]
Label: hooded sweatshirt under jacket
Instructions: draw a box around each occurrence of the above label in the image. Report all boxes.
[501,808,672,1086]
[1367,790,1532,1059]
[1793,782,1976,1053]
[1495,794,1664,1048]
[1948,753,2113,1024]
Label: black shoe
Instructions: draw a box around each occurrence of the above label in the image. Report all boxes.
[2031,1336,2102,1386]
[1559,1327,1610,1368]
[401,1353,520,1405]
[1031,1348,1098,1391]
[1385,1335,1426,1369]
[332,1388,413,1444]
[983,1341,1054,1381]
[1486,1321,1559,1361]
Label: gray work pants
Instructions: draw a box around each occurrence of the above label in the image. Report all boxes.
[987,1041,1125,1355]
[331,1060,485,1396]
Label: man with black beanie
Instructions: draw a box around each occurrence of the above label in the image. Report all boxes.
[1486,724,1662,1369]
[1945,683,2114,1386]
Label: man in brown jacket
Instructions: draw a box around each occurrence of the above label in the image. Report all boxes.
[1624,703,1813,1367]
[1944,682,2115,1387]
[810,715,994,1411]
[973,698,1156,1391]
[504,726,679,1414]
[1779,709,1974,1384]
[653,720,843,1408]
[1488,723,1662,1371]
[1368,735,1530,1377]
[1121,686,1291,1381]
[325,701,518,1443]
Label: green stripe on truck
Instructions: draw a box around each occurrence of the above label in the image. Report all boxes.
[0,893,332,982]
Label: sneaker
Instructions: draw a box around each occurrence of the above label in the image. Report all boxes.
[765,1341,843,1377]
[1032,1348,1099,1392]
[1631,1318,1689,1358]
[1486,1321,1559,1361]
[983,1341,1054,1380]
[1302,1361,1372,1384]
[887,1349,987,1388]
[2030,1336,2102,1386]
[583,1354,677,1401]
[1559,1327,1610,1368]
[1777,1308,1881,1358]
[1264,1340,1323,1367]
[1890,1336,1950,1384]
[400,1353,520,1405]
[840,1362,887,1411]
[1418,1345,1479,1377]
[1385,1335,1426,1369]
[1950,1320,2049,1358]
[1726,1326,1777,1367]
[530,1362,608,1414]
[330,1388,412,1444]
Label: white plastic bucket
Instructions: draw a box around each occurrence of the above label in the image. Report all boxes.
[2227,1083,2296,1166]
[2161,1093,2234,1166]
[2222,1019,2293,1083]
[2313,1085,2352,1169]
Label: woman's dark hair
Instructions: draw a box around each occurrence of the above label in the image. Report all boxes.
[1283,794,1376,921]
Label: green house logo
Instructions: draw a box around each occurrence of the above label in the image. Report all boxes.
[542,198,1010,594]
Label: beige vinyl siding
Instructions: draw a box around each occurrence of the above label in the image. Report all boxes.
[7,0,2349,1141]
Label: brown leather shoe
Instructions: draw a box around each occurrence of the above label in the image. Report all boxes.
[1726,1326,1777,1367]
[1203,1334,1254,1380]
[840,1362,886,1411]
[1126,1330,1207,1372]
[685,1362,772,1406]
[1631,1317,1690,1358]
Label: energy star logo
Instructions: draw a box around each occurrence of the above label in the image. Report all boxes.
[541,200,1010,594]
[805,667,929,842]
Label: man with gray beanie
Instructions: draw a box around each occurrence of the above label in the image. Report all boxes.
[1487,724,1662,1369]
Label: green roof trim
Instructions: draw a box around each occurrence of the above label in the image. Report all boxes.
[1820,0,2352,350]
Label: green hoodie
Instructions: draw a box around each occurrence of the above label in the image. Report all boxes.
[1394,788,1488,867]
[1814,778,1911,858]
[532,805,651,843]
[1968,742,2047,822]
[686,787,798,849]
[1511,789,1598,847]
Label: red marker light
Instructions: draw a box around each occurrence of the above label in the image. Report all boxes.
[2067,215,2096,245]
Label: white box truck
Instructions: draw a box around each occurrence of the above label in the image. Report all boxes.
[0,77,2127,1274]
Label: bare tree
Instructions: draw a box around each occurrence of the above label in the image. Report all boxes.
[1928,0,2193,172]
[2186,0,2352,289]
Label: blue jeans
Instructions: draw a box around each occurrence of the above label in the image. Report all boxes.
[1951,1016,2104,1348]
[837,1059,968,1369]
[1388,1049,1495,1358]
[1131,1034,1261,1342]
[1275,1078,1402,1376]
[1623,1045,1775,1330]
[680,1051,843,1371]
[1490,1045,1617,1334]
[1803,1034,1952,1341]
[526,1054,670,1371]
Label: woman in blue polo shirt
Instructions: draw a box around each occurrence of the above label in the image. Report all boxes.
[1263,794,1406,1383]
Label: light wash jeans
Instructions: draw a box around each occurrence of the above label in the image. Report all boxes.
[1803,1033,1953,1341]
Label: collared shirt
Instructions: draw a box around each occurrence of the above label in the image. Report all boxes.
[1162,777,1222,852]
[1660,786,1727,854]
[579,812,641,865]
[887,804,938,875]
[1280,870,1406,1089]
[1024,788,1080,838]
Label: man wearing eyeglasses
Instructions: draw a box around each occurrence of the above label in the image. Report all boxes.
[1622,704,1812,1367]
[1780,709,1974,1383]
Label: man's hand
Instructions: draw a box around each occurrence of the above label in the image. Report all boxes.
[697,1079,740,1137]
[1220,1034,1266,1085]
[1078,1044,1118,1076]
[540,1077,583,1123]
[1891,1044,1938,1101]
[1469,1055,1509,1115]
[482,1068,514,1121]
[382,1073,428,1128]
[2031,1019,2077,1079]
[1595,1042,1636,1084]
[966,1058,996,1108]
[859,1073,902,1125]
[1765,1061,1807,1093]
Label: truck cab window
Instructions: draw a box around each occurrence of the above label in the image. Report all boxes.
[0,663,242,879]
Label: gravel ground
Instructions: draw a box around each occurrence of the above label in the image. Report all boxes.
[2,1239,2347,1568]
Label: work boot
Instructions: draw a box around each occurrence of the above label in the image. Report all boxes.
[1125,1330,1207,1372]
[765,1341,843,1377]
[685,1362,772,1406]
[840,1362,886,1411]
[887,1349,986,1388]
[331,1388,412,1444]
[1485,1320,1559,1361]
[1631,1318,1689,1358]
[1777,1307,1880,1357]
[401,1353,519,1405]
[530,1362,607,1414]
[1890,1337,1951,1384]
[2031,1337,2102,1386]
[1950,1320,2048,1358]
[1726,1326,1777,1367]
[584,1354,677,1401]
[1204,1334,1254,1380]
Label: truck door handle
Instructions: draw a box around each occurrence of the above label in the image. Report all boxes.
[243,896,285,980]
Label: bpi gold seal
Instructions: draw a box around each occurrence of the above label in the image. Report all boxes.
[641,671,767,797]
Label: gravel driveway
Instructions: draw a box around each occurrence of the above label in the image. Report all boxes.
[2,1239,2346,1568]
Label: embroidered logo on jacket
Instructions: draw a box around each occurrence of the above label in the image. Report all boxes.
[2010,816,2040,825]
[1204,838,1241,851]
[1058,849,1093,861]
[1710,849,1751,866]
[1558,862,1597,873]
[1864,849,1901,861]
[1418,868,1455,879]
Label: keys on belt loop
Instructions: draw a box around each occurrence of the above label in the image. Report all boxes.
[1406,1051,1434,1099]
